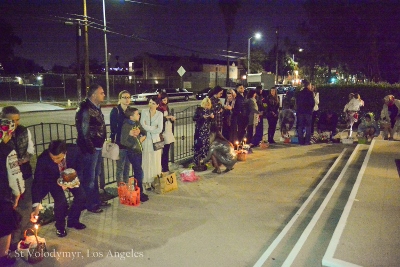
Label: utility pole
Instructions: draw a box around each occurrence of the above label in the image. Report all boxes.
[76,20,82,103]
[102,0,110,104]
[226,36,230,87]
[83,0,90,94]
[275,27,279,84]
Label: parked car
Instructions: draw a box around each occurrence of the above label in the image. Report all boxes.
[130,88,193,103]
[195,87,212,100]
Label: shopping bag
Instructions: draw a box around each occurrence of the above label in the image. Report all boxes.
[102,141,119,160]
[153,172,178,194]
[117,177,140,206]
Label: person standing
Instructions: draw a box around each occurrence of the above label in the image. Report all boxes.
[246,89,260,146]
[120,107,149,202]
[110,90,132,184]
[265,87,280,143]
[75,84,107,213]
[222,89,236,143]
[193,97,214,166]
[140,97,163,191]
[31,140,86,238]
[157,93,176,173]
[209,86,224,133]
[343,93,364,137]
[251,85,265,146]
[1,106,34,250]
[380,95,400,140]
[311,85,319,134]
[296,80,315,145]
[0,118,24,266]
[232,84,248,142]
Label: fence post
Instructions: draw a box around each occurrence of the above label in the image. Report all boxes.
[100,159,106,190]
[171,108,175,163]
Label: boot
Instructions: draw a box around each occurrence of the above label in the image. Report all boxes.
[268,133,276,143]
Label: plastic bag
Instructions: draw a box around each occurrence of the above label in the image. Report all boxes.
[180,170,199,182]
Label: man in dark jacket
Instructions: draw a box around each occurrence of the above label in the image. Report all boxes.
[296,80,315,145]
[1,106,34,249]
[232,84,248,141]
[31,140,86,238]
[75,84,107,213]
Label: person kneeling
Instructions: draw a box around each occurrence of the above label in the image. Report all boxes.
[357,113,379,142]
[31,140,86,238]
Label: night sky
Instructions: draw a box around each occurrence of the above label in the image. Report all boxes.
[1,0,305,70]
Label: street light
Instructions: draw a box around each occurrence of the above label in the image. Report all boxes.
[247,32,261,75]
[102,0,110,104]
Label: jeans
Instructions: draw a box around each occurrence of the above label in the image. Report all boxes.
[81,149,102,210]
[126,150,143,194]
[161,143,171,172]
[297,114,312,145]
[116,148,131,184]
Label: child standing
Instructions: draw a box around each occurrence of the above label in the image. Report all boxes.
[120,107,149,202]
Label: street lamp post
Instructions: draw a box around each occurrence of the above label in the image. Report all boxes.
[247,33,261,76]
[102,0,110,104]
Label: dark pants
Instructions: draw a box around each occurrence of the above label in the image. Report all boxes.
[234,114,248,142]
[12,177,33,244]
[252,117,264,145]
[297,114,312,145]
[49,183,86,230]
[246,124,255,145]
[161,143,171,172]
[81,149,102,210]
[311,111,318,133]
[127,150,143,194]
[267,117,278,142]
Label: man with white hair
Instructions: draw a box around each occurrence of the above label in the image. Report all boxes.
[380,95,400,140]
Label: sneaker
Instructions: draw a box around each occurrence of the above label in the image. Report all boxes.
[100,201,111,207]
[140,194,149,202]
[67,222,87,230]
[87,207,103,213]
[56,229,67,237]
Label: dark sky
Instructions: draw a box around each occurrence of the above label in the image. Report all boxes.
[1,0,305,69]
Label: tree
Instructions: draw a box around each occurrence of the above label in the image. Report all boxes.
[302,1,400,83]
[0,19,22,73]
[219,0,241,85]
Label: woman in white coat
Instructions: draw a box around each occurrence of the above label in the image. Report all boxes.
[157,93,176,173]
[140,96,163,191]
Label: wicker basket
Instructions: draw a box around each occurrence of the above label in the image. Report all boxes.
[237,152,247,161]
[259,142,269,149]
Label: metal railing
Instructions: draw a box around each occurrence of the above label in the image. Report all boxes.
[28,104,198,203]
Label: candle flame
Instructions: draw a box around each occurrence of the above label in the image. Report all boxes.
[34,224,39,229]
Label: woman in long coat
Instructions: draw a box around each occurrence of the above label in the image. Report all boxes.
[266,87,280,143]
[193,97,214,166]
[140,97,164,191]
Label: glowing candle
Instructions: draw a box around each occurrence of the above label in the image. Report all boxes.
[243,138,247,145]
[235,141,239,151]
[34,224,39,236]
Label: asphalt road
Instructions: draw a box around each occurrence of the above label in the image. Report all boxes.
[21,99,201,126]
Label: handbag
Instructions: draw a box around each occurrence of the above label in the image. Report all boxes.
[102,141,120,160]
[149,110,165,151]
[153,172,178,194]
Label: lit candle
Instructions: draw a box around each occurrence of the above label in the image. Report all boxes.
[243,138,247,145]
[34,224,39,236]
[235,141,239,151]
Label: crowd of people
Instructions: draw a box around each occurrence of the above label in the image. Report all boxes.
[1,82,398,265]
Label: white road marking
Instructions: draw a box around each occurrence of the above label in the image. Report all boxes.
[253,148,348,267]
[282,145,363,266]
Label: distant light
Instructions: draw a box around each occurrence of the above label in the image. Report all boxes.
[330,77,336,83]
[242,75,247,80]
[129,76,132,80]
[255,33,261,39]
[155,80,158,84]
[37,76,42,80]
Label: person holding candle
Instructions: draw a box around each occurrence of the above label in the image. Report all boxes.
[0,118,25,265]
[266,86,280,143]
[31,140,86,238]
[222,89,236,143]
